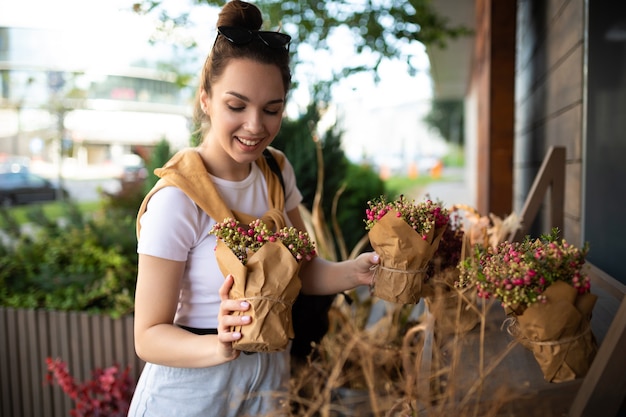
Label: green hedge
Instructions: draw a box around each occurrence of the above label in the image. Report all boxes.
[0,198,138,318]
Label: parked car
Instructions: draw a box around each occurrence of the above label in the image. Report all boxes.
[0,171,69,206]
[0,154,30,174]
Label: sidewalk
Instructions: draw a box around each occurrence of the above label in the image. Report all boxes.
[413,167,474,209]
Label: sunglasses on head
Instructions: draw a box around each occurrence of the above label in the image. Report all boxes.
[217,26,291,50]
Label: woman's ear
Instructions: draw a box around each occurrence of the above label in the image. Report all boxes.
[200,89,210,115]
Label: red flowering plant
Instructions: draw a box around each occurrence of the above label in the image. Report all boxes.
[364,195,450,304]
[209,218,316,352]
[457,229,598,382]
[45,357,133,417]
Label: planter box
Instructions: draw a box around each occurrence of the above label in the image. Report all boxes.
[0,307,143,417]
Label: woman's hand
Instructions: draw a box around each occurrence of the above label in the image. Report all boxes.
[217,274,251,361]
[352,251,380,286]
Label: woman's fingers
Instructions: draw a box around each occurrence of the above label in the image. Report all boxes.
[219,274,235,299]
[217,274,251,346]
[220,301,251,329]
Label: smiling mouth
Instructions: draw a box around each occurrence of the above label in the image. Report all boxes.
[237,136,262,146]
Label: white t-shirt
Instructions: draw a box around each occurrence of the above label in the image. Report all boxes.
[137,158,303,329]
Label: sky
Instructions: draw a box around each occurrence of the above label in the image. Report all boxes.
[0,0,445,166]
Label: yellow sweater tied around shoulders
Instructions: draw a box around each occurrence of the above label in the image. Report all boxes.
[136,147,287,239]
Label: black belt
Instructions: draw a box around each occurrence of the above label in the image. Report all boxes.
[178,325,217,335]
[178,325,256,355]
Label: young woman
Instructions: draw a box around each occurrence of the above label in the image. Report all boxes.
[128,1,379,416]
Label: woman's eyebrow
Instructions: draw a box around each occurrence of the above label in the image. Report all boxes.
[226,91,284,105]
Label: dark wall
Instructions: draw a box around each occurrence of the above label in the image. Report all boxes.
[585,2,626,284]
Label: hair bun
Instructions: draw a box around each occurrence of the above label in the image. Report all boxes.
[217,0,263,30]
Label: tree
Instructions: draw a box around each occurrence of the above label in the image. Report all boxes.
[423,98,464,146]
[131,0,471,88]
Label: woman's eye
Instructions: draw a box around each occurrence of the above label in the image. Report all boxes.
[227,105,245,112]
[264,109,280,115]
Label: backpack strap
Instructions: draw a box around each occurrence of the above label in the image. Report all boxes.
[263,148,285,196]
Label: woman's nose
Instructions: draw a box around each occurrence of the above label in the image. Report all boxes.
[244,111,264,134]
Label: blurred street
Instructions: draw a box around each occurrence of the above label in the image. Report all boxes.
[414,166,474,209]
[29,160,125,202]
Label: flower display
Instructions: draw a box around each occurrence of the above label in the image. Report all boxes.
[457,228,597,383]
[457,228,591,314]
[210,218,316,265]
[365,195,450,239]
[209,217,315,352]
[364,195,450,304]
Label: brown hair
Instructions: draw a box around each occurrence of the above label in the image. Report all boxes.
[193,0,292,137]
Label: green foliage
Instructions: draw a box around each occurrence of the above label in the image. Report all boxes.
[133,0,472,87]
[335,163,385,252]
[274,103,349,215]
[423,99,465,146]
[441,143,465,167]
[144,137,174,194]
[274,104,364,257]
[0,202,137,317]
[0,142,186,317]
[274,103,388,258]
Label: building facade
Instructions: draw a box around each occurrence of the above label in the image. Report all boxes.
[0,26,192,175]
[429,0,626,285]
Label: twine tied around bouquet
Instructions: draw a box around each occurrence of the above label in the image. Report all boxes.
[238,295,295,307]
[368,264,427,289]
[502,316,592,347]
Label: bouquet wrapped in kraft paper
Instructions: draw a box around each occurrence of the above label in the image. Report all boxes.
[211,218,316,353]
[365,196,450,304]
[459,228,597,382]
[508,280,598,383]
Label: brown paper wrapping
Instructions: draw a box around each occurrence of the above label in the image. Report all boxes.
[368,209,446,304]
[507,280,598,383]
[215,240,302,353]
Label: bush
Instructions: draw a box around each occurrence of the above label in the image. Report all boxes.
[274,104,386,259]
[335,163,386,254]
[0,202,137,318]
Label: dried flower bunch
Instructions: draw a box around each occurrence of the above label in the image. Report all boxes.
[457,228,591,314]
[210,218,316,264]
[426,210,464,280]
[364,195,450,239]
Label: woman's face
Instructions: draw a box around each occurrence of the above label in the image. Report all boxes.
[202,58,286,177]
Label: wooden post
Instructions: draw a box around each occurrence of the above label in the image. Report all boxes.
[508,146,565,242]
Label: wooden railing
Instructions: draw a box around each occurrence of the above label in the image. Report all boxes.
[0,308,142,417]
[508,146,565,242]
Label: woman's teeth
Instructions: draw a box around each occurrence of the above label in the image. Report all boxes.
[237,137,258,146]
